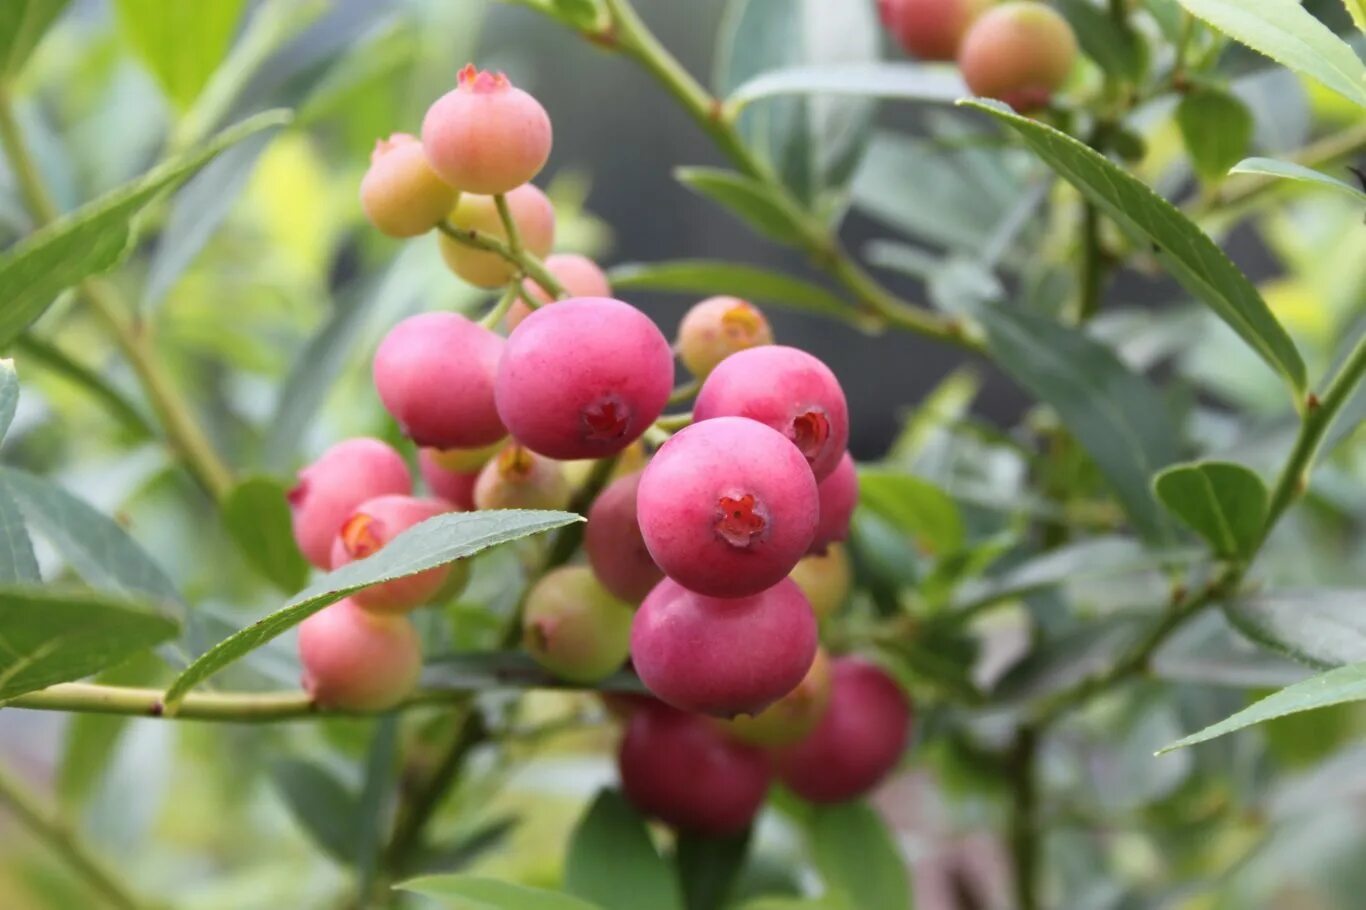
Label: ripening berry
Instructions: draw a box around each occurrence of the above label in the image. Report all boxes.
[507,253,613,330]
[631,577,818,717]
[810,452,857,554]
[438,184,556,288]
[373,312,505,450]
[676,297,774,380]
[421,65,552,195]
[288,438,412,569]
[637,417,819,598]
[329,495,456,613]
[298,598,422,711]
[619,703,771,835]
[958,1,1078,112]
[522,567,634,683]
[776,657,912,803]
[585,471,663,604]
[878,0,995,61]
[472,444,571,510]
[721,647,833,747]
[789,543,852,620]
[423,440,506,474]
[693,346,850,481]
[418,449,480,511]
[359,133,458,238]
[496,297,673,460]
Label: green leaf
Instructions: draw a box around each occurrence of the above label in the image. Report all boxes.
[1345,0,1366,32]
[113,0,248,109]
[0,109,291,349]
[1056,0,1148,82]
[1152,461,1267,560]
[994,614,1150,702]
[974,299,1180,543]
[964,100,1306,396]
[0,467,183,607]
[222,476,309,592]
[1171,0,1366,108]
[607,260,851,322]
[736,901,843,910]
[674,167,812,247]
[163,510,581,708]
[1176,87,1254,182]
[728,62,968,107]
[809,803,910,910]
[1225,590,1366,670]
[395,874,598,910]
[675,828,751,910]
[0,480,39,585]
[422,651,646,693]
[0,359,17,443]
[1230,157,1366,204]
[857,470,965,554]
[270,758,360,863]
[1159,660,1366,753]
[0,584,178,700]
[355,716,399,892]
[564,790,683,910]
[0,0,70,77]
[12,337,154,439]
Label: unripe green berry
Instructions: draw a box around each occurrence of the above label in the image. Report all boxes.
[522,566,634,683]
[473,444,571,510]
[438,184,555,288]
[958,1,1078,112]
[360,133,458,238]
[676,297,774,380]
[789,542,852,620]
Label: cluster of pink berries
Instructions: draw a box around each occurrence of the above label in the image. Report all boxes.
[879,0,1079,111]
[288,65,913,824]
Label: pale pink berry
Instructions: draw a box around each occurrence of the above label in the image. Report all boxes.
[522,566,634,683]
[418,449,481,511]
[472,444,571,510]
[329,495,456,613]
[507,253,612,330]
[693,346,850,481]
[630,577,818,717]
[637,417,818,598]
[959,1,1078,112]
[438,184,556,288]
[676,297,773,380]
[288,438,412,569]
[298,598,422,711]
[359,133,458,238]
[810,452,858,554]
[373,312,506,449]
[495,297,673,460]
[421,65,553,195]
[584,471,663,603]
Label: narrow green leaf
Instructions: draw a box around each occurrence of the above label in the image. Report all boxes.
[1171,0,1366,108]
[676,829,750,910]
[0,584,178,700]
[0,109,291,348]
[1159,660,1366,753]
[1230,157,1366,204]
[1345,0,1366,33]
[1152,461,1267,560]
[0,359,18,441]
[1176,87,1254,182]
[728,62,968,107]
[674,167,812,247]
[964,100,1306,396]
[607,260,851,321]
[0,0,70,77]
[809,803,910,910]
[12,336,154,439]
[395,874,598,910]
[423,651,647,694]
[564,790,683,910]
[0,480,39,585]
[114,0,247,109]
[736,901,843,910]
[355,715,399,892]
[222,476,309,592]
[857,470,965,554]
[1225,590,1366,670]
[994,614,1149,702]
[163,510,581,707]
[1056,0,1148,82]
[271,758,360,863]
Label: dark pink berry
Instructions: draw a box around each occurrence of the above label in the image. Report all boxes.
[637,417,818,598]
[495,297,673,460]
[630,577,818,717]
[288,438,412,569]
[374,312,506,449]
[298,598,422,710]
[329,495,456,613]
[776,657,912,803]
[619,703,771,835]
[693,346,850,481]
[810,452,857,554]
[418,448,481,511]
[421,65,552,195]
[585,471,663,603]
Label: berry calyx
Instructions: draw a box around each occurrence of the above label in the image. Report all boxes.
[585,471,664,603]
[421,65,552,195]
[676,296,774,380]
[438,184,556,288]
[472,444,571,510]
[508,253,612,330]
[297,599,422,711]
[328,495,457,613]
[521,566,634,683]
[288,438,412,569]
[958,1,1078,112]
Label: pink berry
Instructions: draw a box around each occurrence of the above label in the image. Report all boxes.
[789,543,852,620]
[676,297,773,380]
[878,0,996,62]
[630,577,818,717]
[507,253,613,330]
[958,1,1078,112]
[421,65,552,195]
[776,657,912,803]
[585,471,663,603]
[329,495,456,613]
[522,566,634,683]
[288,438,412,569]
[298,598,422,710]
[496,297,673,460]
[472,444,571,510]
[418,449,481,511]
[619,703,771,835]
[810,452,857,554]
[720,647,833,747]
[693,346,850,481]
[438,184,556,288]
[637,417,818,598]
[359,133,458,238]
[374,312,505,449]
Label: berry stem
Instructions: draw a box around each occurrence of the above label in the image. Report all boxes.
[652,411,693,433]
[479,285,522,330]
[436,218,567,299]
[493,192,525,258]
[667,378,700,404]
